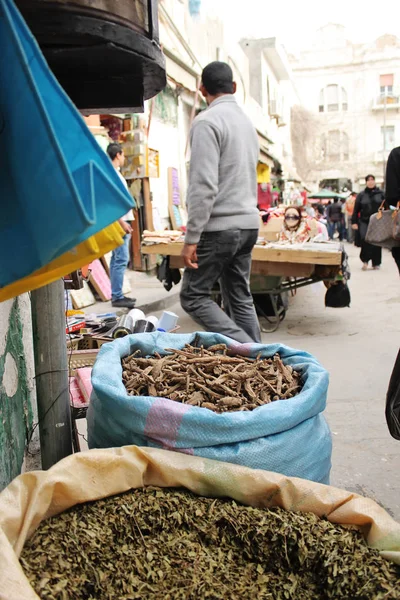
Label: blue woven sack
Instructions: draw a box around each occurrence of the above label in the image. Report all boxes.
[88,332,332,484]
[0,0,134,287]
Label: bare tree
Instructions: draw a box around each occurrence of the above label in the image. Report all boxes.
[291,105,323,183]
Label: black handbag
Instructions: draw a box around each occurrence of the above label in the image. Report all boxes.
[386,350,400,440]
[324,282,351,308]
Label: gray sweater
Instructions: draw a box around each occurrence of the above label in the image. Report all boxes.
[185,95,260,244]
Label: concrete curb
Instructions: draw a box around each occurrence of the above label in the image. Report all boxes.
[136,288,181,315]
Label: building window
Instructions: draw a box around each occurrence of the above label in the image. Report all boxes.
[341,88,348,111]
[381,126,395,150]
[319,85,348,112]
[380,74,394,97]
[321,130,349,161]
[327,130,340,159]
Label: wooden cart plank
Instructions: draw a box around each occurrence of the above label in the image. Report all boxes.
[142,242,342,266]
[170,255,316,278]
[251,261,315,277]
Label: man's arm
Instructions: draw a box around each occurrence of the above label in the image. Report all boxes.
[385,147,400,205]
[118,218,132,234]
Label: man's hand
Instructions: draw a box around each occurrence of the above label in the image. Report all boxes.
[352,224,358,230]
[181,243,198,269]
[119,219,132,235]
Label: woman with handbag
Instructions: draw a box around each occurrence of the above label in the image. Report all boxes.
[352,175,385,270]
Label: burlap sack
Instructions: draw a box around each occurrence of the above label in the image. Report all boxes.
[0,446,399,600]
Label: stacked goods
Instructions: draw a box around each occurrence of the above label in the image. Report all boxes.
[87,332,332,483]
[122,344,303,412]
[20,487,400,600]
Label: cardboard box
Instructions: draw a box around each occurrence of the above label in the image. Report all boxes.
[260,216,319,241]
[260,216,283,241]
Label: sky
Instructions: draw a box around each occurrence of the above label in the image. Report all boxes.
[201,0,399,52]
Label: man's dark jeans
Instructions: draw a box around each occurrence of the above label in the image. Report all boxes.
[180,229,261,343]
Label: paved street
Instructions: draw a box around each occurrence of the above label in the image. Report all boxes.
[155,243,400,520]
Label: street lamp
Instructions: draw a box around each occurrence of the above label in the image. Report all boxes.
[382,90,388,186]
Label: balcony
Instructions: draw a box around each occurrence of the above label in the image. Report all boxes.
[372,95,400,111]
[16,0,166,113]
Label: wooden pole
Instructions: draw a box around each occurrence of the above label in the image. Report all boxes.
[142,177,154,231]
[31,280,73,469]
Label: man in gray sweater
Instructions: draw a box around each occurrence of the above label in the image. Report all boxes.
[180,61,261,343]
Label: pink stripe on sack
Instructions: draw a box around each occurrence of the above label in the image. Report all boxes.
[144,398,193,452]
[227,341,254,357]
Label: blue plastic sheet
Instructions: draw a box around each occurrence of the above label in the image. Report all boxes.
[0,0,134,287]
[88,332,332,484]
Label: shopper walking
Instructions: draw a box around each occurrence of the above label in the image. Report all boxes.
[107,142,136,308]
[180,61,261,343]
[326,198,344,240]
[385,147,400,274]
[345,192,357,242]
[352,175,385,270]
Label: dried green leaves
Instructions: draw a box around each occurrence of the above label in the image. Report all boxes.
[21,488,400,600]
[121,344,303,412]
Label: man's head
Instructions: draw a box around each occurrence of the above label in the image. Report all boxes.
[365,174,376,189]
[107,142,125,168]
[200,61,236,105]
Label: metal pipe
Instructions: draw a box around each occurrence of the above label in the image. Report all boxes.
[383,93,387,185]
[31,279,73,469]
[185,76,201,159]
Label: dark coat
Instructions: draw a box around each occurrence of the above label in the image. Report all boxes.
[385,147,400,205]
[352,186,385,242]
[327,201,343,223]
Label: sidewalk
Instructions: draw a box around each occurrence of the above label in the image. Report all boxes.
[88,269,181,316]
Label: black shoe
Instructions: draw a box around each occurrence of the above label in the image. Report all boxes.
[112,297,137,309]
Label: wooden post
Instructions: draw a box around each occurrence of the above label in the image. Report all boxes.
[142,177,156,269]
[142,177,154,231]
[31,280,73,469]
[131,208,145,270]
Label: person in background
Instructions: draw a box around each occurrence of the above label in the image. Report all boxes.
[305,201,316,218]
[107,142,136,308]
[326,197,344,240]
[352,174,385,270]
[180,61,261,344]
[345,192,357,242]
[315,203,327,225]
[385,147,400,274]
[279,206,311,244]
[314,204,329,241]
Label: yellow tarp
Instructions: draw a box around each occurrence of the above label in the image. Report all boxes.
[0,446,399,599]
[257,162,270,184]
[0,222,125,302]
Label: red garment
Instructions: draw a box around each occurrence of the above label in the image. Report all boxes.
[257,183,272,210]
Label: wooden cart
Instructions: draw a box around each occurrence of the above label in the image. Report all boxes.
[141,241,343,332]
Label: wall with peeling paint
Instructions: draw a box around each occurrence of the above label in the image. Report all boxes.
[0,295,37,490]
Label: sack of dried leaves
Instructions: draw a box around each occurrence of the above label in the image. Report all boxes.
[88,332,331,483]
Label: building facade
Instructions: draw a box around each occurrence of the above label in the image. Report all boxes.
[290,24,400,191]
[143,0,301,223]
